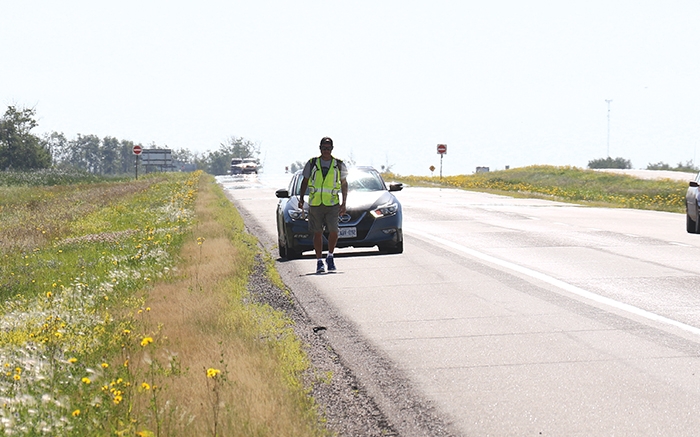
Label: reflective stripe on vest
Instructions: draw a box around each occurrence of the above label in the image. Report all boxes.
[309,158,340,206]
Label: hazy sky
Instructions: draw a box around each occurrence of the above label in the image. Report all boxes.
[2,1,699,176]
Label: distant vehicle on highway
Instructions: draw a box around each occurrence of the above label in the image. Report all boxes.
[275,166,404,259]
[230,157,258,175]
[686,172,700,233]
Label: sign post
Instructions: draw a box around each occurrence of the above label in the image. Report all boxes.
[437,144,447,178]
[133,145,143,179]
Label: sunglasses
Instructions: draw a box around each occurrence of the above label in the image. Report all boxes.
[320,146,333,151]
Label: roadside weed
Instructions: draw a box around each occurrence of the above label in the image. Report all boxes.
[0,172,199,436]
[1,171,330,437]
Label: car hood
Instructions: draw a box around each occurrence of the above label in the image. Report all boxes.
[346,191,397,210]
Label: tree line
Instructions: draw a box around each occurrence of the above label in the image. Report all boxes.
[0,106,260,175]
[588,156,698,172]
[5,105,694,176]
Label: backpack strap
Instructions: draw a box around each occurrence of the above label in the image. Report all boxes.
[310,157,340,180]
[309,157,318,180]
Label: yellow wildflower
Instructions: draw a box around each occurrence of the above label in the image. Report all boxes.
[206,368,221,379]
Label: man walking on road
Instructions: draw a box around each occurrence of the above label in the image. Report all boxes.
[299,137,348,273]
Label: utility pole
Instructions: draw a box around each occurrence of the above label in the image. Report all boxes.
[605,99,613,157]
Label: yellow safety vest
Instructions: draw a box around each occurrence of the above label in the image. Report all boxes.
[309,158,341,206]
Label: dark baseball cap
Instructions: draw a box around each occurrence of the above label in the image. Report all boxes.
[320,137,333,147]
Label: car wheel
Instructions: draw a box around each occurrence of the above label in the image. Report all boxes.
[379,241,403,254]
[280,239,302,260]
[286,245,302,259]
[279,242,287,258]
[687,213,697,234]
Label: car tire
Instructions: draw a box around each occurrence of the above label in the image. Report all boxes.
[280,240,302,260]
[287,248,301,259]
[687,213,697,234]
[379,241,403,254]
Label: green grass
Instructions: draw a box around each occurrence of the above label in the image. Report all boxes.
[0,173,196,436]
[0,168,130,187]
[0,171,329,436]
[389,165,688,213]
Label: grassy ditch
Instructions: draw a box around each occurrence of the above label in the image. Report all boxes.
[0,171,327,436]
[390,165,689,213]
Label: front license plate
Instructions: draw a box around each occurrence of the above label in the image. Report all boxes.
[338,227,357,238]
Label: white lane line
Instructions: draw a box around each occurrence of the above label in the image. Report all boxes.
[406,227,700,337]
[670,242,693,247]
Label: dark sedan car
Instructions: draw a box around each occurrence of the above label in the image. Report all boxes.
[686,172,700,233]
[275,166,403,259]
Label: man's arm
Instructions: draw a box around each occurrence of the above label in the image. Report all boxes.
[298,160,311,209]
[339,178,348,215]
[298,177,309,209]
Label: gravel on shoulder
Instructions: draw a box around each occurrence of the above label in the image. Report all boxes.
[246,255,458,437]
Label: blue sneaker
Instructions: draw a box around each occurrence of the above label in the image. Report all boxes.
[326,255,336,272]
[316,259,325,274]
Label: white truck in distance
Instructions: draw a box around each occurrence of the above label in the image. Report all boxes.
[230,158,258,175]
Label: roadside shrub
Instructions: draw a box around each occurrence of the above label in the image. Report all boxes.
[588,157,632,169]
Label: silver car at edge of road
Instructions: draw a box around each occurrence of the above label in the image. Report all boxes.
[686,171,700,233]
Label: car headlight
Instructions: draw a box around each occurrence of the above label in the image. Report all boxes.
[289,209,306,220]
[370,202,398,218]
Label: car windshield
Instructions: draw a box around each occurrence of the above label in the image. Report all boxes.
[346,169,385,191]
[294,168,386,195]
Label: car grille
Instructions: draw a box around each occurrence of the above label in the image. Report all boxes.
[338,211,364,226]
[337,211,372,240]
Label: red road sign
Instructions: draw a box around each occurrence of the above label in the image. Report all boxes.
[437,144,447,154]
[133,145,143,155]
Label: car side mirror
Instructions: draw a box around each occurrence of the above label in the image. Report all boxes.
[388,183,403,192]
[690,181,699,188]
[275,189,290,198]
